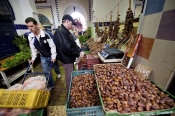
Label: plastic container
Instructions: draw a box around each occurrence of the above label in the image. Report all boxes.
[66,70,104,116]
[94,64,175,116]
[78,56,87,70]
[0,89,50,109]
[18,109,44,116]
[96,80,175,116]
[78,64,87,70]
[86,54,102,66]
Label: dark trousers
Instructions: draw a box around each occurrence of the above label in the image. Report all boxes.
[63,63,74,92]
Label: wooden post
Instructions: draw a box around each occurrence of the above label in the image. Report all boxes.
[129,0,131,9]
[117,5,119,20]
[110,11,112,22]
[106,15,107,26]
[102,18,104,30]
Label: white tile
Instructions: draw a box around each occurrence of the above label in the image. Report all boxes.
[147,60,172,90]
[132,55,149,67]
[149,39,175,71]
[141,12,162,38]
[137,13,144,34]
[133,55,173,89]
[163,0,175,12]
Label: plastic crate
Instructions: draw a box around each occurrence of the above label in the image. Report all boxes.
[86,54,101,64]
[96,81,175,116]
[0,89,50,109]
[78,64,87,70]
[66,70,104,116]
[18,109,44,116]
[94,64,175,116]
[78,56,88,70]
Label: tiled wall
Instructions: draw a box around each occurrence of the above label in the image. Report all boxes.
[88,0,92,21]
[36,6,56,28]
[55,0,60,23]
[134,0,175,89]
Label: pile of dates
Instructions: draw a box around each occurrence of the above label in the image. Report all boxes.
[70,73,100,108]
[94,64,175,113]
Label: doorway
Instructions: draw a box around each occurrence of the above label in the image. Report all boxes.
[71,12,87,31]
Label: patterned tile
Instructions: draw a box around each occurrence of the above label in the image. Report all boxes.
[156,10,175,41]
[147,60,172,90]
[133,2,143,17]
[149,39,175,71]
[55,0,60,23]
[36,6,56,28]
[136,37,154,59]
[163,0,175,12]
[141,12,162,38]
[15,24,28,29]
[94,22,114,27]
[145,0,165,15]
[89,0,92,21]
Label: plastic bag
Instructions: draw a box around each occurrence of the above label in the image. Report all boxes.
[23,75,46,87]
[23,81,46,90]
[7,84,24,91]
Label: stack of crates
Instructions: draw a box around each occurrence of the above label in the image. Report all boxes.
[78,54,102,70]
[86,54,102,69]
[78,56,87,70]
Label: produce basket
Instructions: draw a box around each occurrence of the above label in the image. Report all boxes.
[18,109,44,116]
[78,56,87,70]
[66,70,104,116]
[0,89,50,109]
[0,63,51,109]
[94,64,175,116]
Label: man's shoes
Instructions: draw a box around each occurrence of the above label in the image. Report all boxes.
[57,74,61,78]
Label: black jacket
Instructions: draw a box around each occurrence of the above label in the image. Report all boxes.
[54,24,82,64]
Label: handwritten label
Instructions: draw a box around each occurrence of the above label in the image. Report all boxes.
[134,64,152,79]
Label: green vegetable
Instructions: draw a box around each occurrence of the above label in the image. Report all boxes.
[2,35,31,68]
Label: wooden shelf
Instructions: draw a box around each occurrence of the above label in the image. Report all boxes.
[0,61,33,88]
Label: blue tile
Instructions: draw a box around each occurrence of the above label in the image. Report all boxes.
[94,22,115,27]
[156,10,175,41]
[145,0,165,15]
[15,24,28,29]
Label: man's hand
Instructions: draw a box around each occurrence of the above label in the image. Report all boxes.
[30,60,35,64]
[79,51,84,58]
[51,59,56,63]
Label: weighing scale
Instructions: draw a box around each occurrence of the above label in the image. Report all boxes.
[98,48,124,63]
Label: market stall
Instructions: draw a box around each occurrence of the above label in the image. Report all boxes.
[65,0,175,115]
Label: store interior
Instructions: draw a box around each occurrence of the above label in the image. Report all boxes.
[0,0,175,116]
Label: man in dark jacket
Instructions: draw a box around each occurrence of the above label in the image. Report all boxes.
[54,14,84,91]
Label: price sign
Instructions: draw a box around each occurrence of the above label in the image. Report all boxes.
[134,64,152,79]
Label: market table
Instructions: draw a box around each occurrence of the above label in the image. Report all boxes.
[0,56,33,88]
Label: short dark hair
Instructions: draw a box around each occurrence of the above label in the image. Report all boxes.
[25,17,38,25]
[62,20,67,24]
